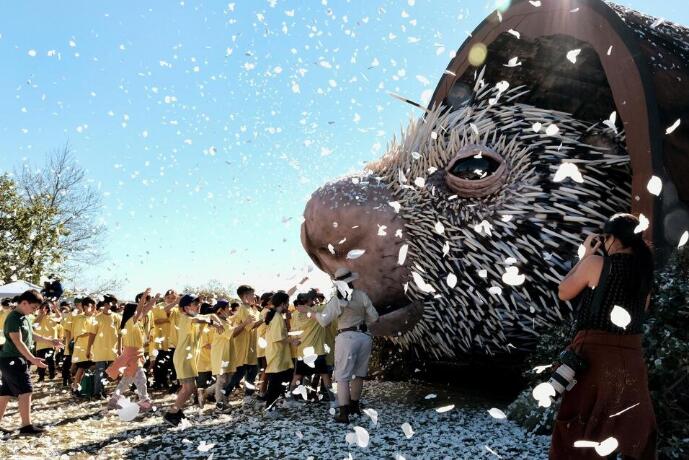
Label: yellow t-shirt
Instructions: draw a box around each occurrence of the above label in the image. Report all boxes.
[168,307,180,349]
[61,313,75,356]
[292,309,326,357]
[173,313,199,379]
[0,309,11,346]
[266,313,293,374]
[231,304,257,367]
[34,314,61,351]
[122,317,145,351]
[256,309,269,359]
[72,313,98,363]
[211,316,236,376]
[151,303,175,350]
[92,312,121,362]
[196,324,214,373]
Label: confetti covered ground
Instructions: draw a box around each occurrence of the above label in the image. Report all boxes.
[0,379,549,459]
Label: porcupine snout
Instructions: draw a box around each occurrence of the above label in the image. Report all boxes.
[301,175,412,321]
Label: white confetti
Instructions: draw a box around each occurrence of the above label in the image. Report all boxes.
[198,441,216,452]
[507,29,520,39]
[446,273,458,289]
[545,124,560,136]
[678,231,689,248]
[529,0,541,6]
[435,404,455,413]
[566,49,581,64]
[610,305,632,329]
[532,382,556,408]
[434,221,445,234]
[502,266,525,286]
[398,244,409,265]
[353,426,370,448]
[531,122,542,133]
[388,201,401,213]
[504,57,522,68]
[634,214,649,234]
[487,408,507,419]
[346,249,366,260]
[401,422,414,439]
[363,408,378,426]
[411,272,436,293]
[553,162,584,183]
[666,118,681,134]
[646,176,662,196]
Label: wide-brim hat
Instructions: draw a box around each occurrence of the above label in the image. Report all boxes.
[333,267,359,283]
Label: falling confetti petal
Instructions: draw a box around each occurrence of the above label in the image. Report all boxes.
[346,249,366,260]
[647,176,662,196]
[553,162,584,183]
[666,118,681,134]
[446,273,458,289]
[566,49,581,63]
[634,214,649,234]
[398,244,409,265]
[502,266,525,286]
[610,305,631,329]
[435,404,455,413]
[678,231,688,248]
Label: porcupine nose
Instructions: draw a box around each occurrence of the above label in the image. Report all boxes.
[301,175,410,313]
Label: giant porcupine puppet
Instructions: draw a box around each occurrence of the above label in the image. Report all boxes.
[301,0,689,361]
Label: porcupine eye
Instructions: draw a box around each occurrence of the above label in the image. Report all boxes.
[444,144,508,198]
[449,155,500,180]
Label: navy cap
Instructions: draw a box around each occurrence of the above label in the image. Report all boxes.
[179,294,198,309]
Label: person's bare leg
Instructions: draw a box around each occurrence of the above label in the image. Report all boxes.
[350,377,363,401]
[172,383,195,411]
[259,371,268,396]
[0,396,9,422]
[289,373,302,392]
[337,380,351,407]
[72,368,84,389]
[17,393,32,427]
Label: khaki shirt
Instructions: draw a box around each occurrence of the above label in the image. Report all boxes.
[316,289,379,330]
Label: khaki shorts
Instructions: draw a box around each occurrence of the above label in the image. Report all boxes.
[333,331,373,383]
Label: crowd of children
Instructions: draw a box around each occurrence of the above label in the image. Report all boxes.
[0,280,364,434]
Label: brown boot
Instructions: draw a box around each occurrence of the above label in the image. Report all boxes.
[349,400,361,416]
[334,405,350,424]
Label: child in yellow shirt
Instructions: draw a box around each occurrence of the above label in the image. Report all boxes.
[264,291,300,415]
[163,295,225,426]
[72,297,98,396]
[106,290,159,412]
[33,302,63,382]
[92,298,121,399]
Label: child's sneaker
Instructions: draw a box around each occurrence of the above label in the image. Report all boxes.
[163,411,183,426]
[19,424,45,436]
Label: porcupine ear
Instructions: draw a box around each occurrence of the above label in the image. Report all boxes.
[428,0,689,265]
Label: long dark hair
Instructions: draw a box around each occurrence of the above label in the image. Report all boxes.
[265,291,289,326]
[120,302,138,330]
[603,213,654,298]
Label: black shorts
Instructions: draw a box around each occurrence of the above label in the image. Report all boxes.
[196,371,214,389]
[76,360,94,370]
[0,357,33,396]
[294,355,328,376]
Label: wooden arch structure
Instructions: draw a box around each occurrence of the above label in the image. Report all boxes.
[430,0,689,260]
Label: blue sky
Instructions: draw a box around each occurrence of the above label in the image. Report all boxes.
[0,0,687,298]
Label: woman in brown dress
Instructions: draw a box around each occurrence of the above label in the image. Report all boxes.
[550,213,657,460]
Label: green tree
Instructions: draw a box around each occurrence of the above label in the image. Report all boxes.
[0,174,62,284]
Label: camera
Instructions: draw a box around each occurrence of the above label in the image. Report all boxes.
[548,349,587,397]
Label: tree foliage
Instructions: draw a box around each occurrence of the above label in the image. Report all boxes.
[0,144,103,285]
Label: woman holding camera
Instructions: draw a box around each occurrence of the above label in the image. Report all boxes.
[551,213,656,459]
